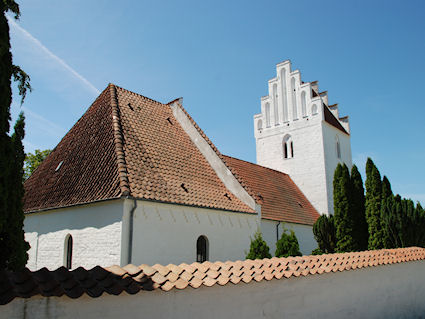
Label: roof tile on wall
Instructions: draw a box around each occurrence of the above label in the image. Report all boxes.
[1,247,424,305]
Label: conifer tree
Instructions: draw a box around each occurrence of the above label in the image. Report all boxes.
[246,231,271,260]
[365,158,384,250]
[275,228,302,258]
[333,163,356,252]
[350,165,368,251]
[380,176,394,248]
[0,1,31,270]
[312,214,336,254]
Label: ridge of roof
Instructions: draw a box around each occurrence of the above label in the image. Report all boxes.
[109,84,130,196]
[2,247,424,305]
[169,101,259,203]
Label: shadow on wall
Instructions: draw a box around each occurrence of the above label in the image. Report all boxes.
[24,199,124,235]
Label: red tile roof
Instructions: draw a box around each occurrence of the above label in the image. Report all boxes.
[222,156,320,225]
[324,105,349,135]
[24,84,253,214]
[1,247,424,305]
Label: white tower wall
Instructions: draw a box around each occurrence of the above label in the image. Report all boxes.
[254,60,352,215]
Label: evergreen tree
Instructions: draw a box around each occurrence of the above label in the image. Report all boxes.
[246,231,271,260]
[380,176,394,248]
[334,163,356,252]
[313,214,336,254]
[365,158,384,250]
[350,165,368,251]
[0,1,31,270]
[275,228,302,258]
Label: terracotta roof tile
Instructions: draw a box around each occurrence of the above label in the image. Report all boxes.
[2,247,424,305]
[24,84,253,214]
[222,155,320,225]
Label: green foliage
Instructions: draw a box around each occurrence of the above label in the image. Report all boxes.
[246,231,271,260]
[0,1,30,270]
[350,165,368,251]
[311,248,324,255]
[365,158,384,250]
[313,214,336,254]
[333,163,356,252]
[24,149,51,180]
[275,228,301,258]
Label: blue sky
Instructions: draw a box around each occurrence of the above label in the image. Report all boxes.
[8,0,425,205]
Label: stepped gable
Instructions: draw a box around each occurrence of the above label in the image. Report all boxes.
[222,156,319,225]
[2,247,424,305]
[24,84,254,214]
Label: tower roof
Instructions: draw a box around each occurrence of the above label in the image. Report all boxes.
[23,84,254,214]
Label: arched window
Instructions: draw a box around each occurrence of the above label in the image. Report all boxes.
[312,104,318,115]
[291,77,298,120]
[196,235,208,262]
[283,135,294,159]
[257,119,263,131]
[64,234,73,269]
[301,91,307,117]
[280,68,288,122]
[265,103,271,127]
[273,83,279,125]
[336,136,341,159]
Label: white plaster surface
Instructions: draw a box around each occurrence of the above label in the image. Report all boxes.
[130,200,259,265]
[261,220,317,256]
[4,260,425,318]
[24,200,123,270]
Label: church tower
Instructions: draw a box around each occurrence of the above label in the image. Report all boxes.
[254,60,352,215]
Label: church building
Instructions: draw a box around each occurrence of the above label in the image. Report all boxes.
[23,60,351,271]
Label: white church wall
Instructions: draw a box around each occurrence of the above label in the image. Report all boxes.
[256,115,328,215]
[261,219,316,256]
[322,123,353,215]
[130,200,258,265]
[6,259,425,319]
[24,200,124,271]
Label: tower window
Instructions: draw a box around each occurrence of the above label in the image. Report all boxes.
[196,235,208,262]
[336,136,341,159]
[283,135,293,159]
[312,104,318,115]
[64,234,73,269]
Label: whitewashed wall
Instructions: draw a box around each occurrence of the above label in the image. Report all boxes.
[24,200,123,271]
[261,220,316,256]
[130,200,259,265]
[5,260,425,318]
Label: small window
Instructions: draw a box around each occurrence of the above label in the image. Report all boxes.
[257,119,263,131]
[312,104,318,115]
[336,136,341,159]
[282,135,293,159]
[65,234,73,269]
[196,235,208,262]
